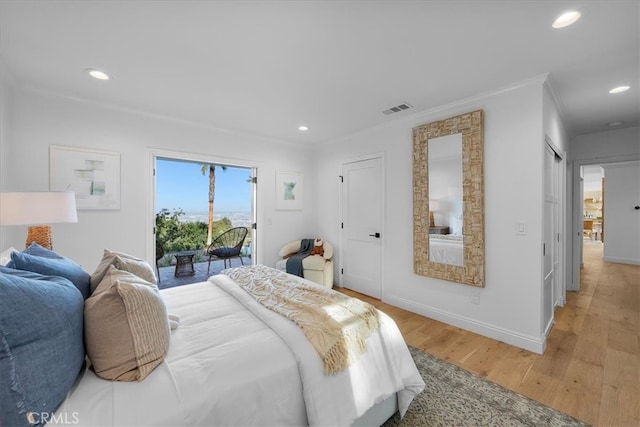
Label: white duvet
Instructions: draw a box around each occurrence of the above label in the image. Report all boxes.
[53,273,424,427]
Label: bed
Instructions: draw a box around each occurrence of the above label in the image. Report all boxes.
[52,269,423,426]
[33,263,423,426]
[429,235,464,266]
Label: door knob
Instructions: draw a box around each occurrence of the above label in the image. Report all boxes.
[369,232,381,238]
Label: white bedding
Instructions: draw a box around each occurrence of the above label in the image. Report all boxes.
[429,236,464,266]
[53,272,424,426]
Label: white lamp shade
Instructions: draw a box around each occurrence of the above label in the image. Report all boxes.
[429,200,440,211]
[0,192,78,226]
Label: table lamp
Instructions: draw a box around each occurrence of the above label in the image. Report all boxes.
[0,191,78,250]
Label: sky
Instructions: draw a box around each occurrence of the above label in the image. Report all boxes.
[155,158,252,213]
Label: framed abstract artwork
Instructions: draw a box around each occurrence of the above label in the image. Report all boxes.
[275,171,303,210]
[50,145,121,210]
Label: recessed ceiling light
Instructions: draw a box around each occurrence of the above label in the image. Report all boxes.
[609,85,630,94]
[298,126,309,131]
[607,121,623,127]
[85,68,109,80]
[552,10,582,28]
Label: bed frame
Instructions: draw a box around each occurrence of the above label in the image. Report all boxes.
[352,394,398,426]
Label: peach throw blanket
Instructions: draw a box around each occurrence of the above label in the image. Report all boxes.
[223,265,380,374]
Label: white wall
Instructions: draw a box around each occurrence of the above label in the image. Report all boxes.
[571,126,640,162]
[312,77,548,352]
[0,85,316,271]
[602,161,640,265]
[0,61,18,250]
[542,83,570,155]
[0,62,16,194]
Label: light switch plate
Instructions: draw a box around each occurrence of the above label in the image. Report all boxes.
[516,221,527,235]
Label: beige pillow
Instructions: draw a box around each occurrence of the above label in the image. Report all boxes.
[85,267,170,382]
[91,249,157,293]
[92,265,157,295]
[114,255,156,284]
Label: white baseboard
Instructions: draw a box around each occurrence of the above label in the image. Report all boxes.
[385,295,546,354]
[603,256,640,266]
[542,318,554,353]
[602,256,640,265]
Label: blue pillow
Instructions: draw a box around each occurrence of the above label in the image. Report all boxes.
[23,243,64,259]
[9,252,91,300]
[0,272,85,427]
[4,244,62,269]
[0,266,76,288]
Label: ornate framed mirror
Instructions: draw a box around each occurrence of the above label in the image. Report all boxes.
[413,109,485,287]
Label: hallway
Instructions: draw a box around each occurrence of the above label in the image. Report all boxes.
[559,239,639,425]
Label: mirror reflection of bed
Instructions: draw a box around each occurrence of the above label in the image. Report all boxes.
[429,235,463,266]
[428,133,464,266]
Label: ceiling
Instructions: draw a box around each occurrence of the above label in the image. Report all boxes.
[1,1,638,145]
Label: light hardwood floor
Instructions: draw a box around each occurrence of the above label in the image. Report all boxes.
[340,240,639,426]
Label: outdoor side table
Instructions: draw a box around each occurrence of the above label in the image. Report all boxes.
[174,251,196,277]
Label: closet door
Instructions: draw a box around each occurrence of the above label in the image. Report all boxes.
[543,143,562,331]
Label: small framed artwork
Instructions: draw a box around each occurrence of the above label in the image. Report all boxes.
[50,145,121,210]
[275,171,303,210]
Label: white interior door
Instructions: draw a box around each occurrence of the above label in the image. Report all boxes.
[340,156,383,298]
[601,161,640,263]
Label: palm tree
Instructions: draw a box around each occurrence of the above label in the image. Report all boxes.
[200,163,227,245]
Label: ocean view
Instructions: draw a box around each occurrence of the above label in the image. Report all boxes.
[180,211,252,228]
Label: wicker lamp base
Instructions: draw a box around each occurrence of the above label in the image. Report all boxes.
[429,211,435,227]
[26,225,53,250]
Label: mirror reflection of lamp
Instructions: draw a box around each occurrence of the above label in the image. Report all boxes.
[0,192,78,249]
[429,200,440,227]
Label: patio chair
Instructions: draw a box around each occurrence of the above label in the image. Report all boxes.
[206,227,248,274]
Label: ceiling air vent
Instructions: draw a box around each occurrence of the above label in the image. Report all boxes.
[382,103,413,115]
